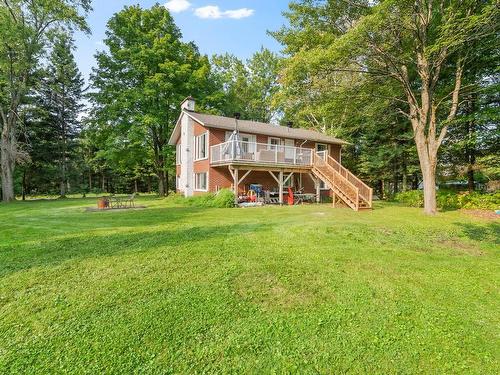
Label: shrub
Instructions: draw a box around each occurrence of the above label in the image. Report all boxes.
[458,191,500,210]
[393,190,423,207]
[436,191,460,210]
[165,189,235,208]
[210,189,236,208]
[393,190,500,210]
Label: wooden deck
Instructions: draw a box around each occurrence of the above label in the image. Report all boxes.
[210,140,373,211]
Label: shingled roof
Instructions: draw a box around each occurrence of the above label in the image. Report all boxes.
[168,110,348,145]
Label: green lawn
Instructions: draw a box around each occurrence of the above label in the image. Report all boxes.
[0,198,498,374]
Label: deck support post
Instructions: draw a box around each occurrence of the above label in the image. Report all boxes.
[316,179,321,203]
[233,167,239,205]
[332,191,336,208]
[279,170,284,205]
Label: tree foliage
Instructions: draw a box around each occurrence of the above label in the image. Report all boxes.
[211,47,281,122]
[0,0,91,201]
[274,0,499,213]
[88,4,215,196]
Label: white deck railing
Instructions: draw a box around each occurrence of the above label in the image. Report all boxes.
[210,140,313,166]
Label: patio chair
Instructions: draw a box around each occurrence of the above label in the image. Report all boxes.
[124,193,136,208]
[109,195,121,209]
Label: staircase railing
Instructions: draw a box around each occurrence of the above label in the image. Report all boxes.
[312,153,360,210]
[325,155,373,208]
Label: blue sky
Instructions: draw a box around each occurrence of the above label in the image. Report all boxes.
[74,0,290,84]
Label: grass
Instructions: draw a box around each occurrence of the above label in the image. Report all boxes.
[0,197,499,374]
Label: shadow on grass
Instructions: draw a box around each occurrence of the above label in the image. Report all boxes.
[0,221,269,279]
[454,221,500,244]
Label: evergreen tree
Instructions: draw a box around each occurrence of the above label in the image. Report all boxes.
[43,34,84,197]
[0,0,91,202]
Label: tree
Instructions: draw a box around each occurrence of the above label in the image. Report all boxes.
[43,34,84,197]
[0,0,91,202]
[211,48,281,122]
[440,32,499,192]
[89,4,214,196]
[275,0,499,214]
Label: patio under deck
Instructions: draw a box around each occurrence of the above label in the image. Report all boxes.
[210,140,321,205]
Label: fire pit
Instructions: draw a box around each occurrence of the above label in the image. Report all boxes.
[97,197,110,210]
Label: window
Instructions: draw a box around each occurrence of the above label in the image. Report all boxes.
[316,143,328,152]
[225,132,256,154]
[194,172,208,191]
[240,135,254,154]
[268,137,281,150]
[176,144,182,165]
[194,133,208,160]
[319,180,330,190]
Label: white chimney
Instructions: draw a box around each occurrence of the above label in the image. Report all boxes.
[180,96,195,111]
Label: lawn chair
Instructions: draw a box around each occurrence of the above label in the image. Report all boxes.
[109,195,121,209]
[124,193,136,208]
[264,190,279,204]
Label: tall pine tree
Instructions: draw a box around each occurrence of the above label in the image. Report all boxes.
[41,34,84,197]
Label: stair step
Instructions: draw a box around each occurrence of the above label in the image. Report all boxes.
[312,162,372,212]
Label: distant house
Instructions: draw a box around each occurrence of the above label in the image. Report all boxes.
[168,97,372,210]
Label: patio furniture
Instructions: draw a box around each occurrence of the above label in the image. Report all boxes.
[109,195,123,209]
[264,190,280,204]
[123,193,136,208]
[294,193,317,203]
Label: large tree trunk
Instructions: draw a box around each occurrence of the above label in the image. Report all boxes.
[415,133,438,215]
[22,169,26,201]
[1,135,15,202]
[379,179,384,200]
[59,174,66,197]
[165,170,169,196]
[157,169,166,196]
[467,166,475,193]
[422,165,437,214]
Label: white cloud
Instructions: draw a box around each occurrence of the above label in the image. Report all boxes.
[194,5,254,19]
[223,8,255,19]
[164,0,191,13]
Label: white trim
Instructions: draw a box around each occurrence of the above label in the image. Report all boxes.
[315,142,328,153]
[194,132,208,161]
[176,143,182,165]
[268,137,281,150]
[183,110,205,126]
[194,171,209,192]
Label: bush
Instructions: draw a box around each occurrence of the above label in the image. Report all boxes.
[393,190,423,207]
[165,189,235,208]
[458,191,500,210]
[210,189,236,208]
[393,190,500,210]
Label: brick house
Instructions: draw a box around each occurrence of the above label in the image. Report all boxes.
[168,97,372,210]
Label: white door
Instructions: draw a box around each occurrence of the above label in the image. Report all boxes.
[285,139,295,160]
[316,143,328,160]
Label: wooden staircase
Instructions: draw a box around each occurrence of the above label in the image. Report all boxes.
[312,152,373,211]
